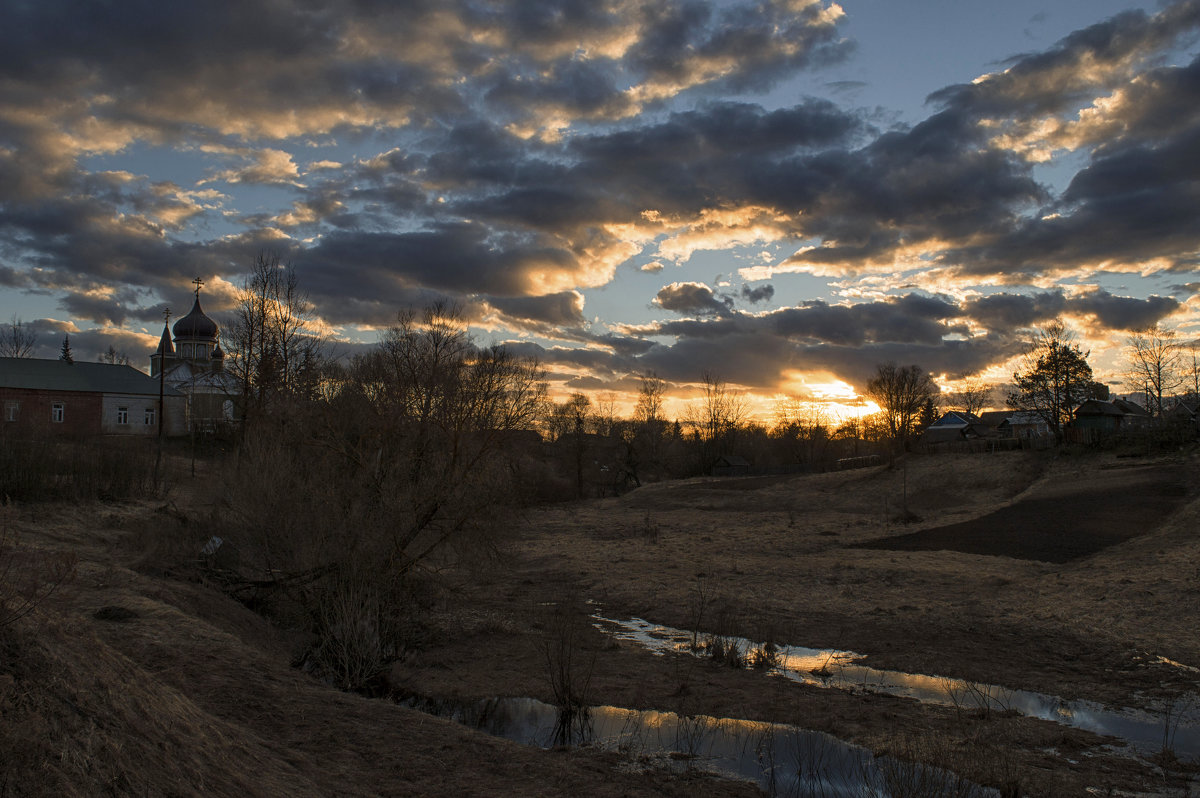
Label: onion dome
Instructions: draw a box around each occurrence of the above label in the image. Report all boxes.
[172,296,219,341]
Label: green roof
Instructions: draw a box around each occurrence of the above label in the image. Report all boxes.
[0,358,182,396]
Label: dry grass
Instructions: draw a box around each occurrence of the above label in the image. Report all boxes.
[5,447,1199,797]
[0,500,759,798]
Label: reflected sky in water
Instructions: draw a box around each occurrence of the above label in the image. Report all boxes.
[600,616,1200,758]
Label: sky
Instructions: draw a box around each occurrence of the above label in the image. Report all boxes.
[2,0,1199,419]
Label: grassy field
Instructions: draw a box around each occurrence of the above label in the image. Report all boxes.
[3,447,1199,795]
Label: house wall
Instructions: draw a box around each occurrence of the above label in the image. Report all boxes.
[0,387,102,436]
[1073,415,1120,431]
[100,393,188,436]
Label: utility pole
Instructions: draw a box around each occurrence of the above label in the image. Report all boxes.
[159,307,170,438]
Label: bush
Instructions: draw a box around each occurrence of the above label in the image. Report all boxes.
[0,434,166,503]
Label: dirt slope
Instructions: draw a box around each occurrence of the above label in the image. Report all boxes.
[0,503,753,798]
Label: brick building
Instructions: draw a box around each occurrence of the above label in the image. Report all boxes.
[0,358,187,437]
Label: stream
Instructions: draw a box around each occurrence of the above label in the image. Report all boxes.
[598,615,1200,758]
[403,694,995,797]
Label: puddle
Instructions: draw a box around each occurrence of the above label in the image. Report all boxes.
[403,694,994,797]
[599,616,1200,758]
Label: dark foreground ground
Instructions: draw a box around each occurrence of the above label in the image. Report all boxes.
[4,448,1200,796]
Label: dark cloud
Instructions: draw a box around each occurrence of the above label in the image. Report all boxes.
[962,290,1179,333]
[741,283,774,304]
[1068,289,1181,330]
[486,292,586,326]
[654,282,732,315]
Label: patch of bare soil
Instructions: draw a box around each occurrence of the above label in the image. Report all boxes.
[854,461,1193,562]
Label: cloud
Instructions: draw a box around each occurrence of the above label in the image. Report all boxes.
[2,0,1199,405]
[741,283,774,304]
[654,281,733,315]
[486,291,587,326]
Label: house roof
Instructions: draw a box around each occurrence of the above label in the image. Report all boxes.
[921,422,993,443]
[1074,399,1124,417]
[0,358,182,396]
[930,411,983,427]
[1111,398,1149,416]
[978,410,1011,427]
[714,455,751,467]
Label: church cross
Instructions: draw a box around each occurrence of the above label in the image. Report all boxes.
[163,307,171,324]
[192,277,204,295]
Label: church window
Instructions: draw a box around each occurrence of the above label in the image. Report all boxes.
[51,402,64,423]
[4,401,16,422]
[117,406,129,425]
[182,344,194,358]
[144,407,156,426]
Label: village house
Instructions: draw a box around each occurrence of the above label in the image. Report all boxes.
[1072,398,1151,434]
[920,411,993,446]
[0,357,187,437]
[978,410,1052,439]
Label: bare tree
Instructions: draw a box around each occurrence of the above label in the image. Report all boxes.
[1183,343,1200,403]
[0,317,38,358]
[688,371,747,470]
[1126,325,1182,416]
[224,303,545,688]
[99,345,130,366]
[951,378,992,416]
[227,252,324,416]
[864,362,938,450]
[634,372,666,424]
[771,397,831,467]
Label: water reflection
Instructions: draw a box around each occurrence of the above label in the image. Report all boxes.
[599,616,1200,758]
[403,695,994,797]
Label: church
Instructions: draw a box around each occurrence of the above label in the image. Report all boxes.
[150,280,241,433]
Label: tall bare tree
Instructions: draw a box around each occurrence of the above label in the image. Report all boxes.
[951,378,992,416]
[688,371,747,470]
[1126,325,1182,416]
[634,372,666,424]
[864,362,938,449]
[0,317,37,358]
[1183,343,1200,403]
[227,252,323,415]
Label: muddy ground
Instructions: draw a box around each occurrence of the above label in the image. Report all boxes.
[392,448,1200,796]
[4,447,1200,796]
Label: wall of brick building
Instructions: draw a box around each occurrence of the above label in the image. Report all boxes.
[0,388,102,436]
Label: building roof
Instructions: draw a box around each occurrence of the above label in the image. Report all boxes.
[1074,399,1124,417]
[172,295,219,341]
[930,411,983,427]
[978,410,1011,427]
[1111,397,1150,416]
[162,360,241,393]
[155,323,174,356]
[0,358,182,396]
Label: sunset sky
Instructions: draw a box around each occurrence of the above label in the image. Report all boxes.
[2,0,1198,418]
